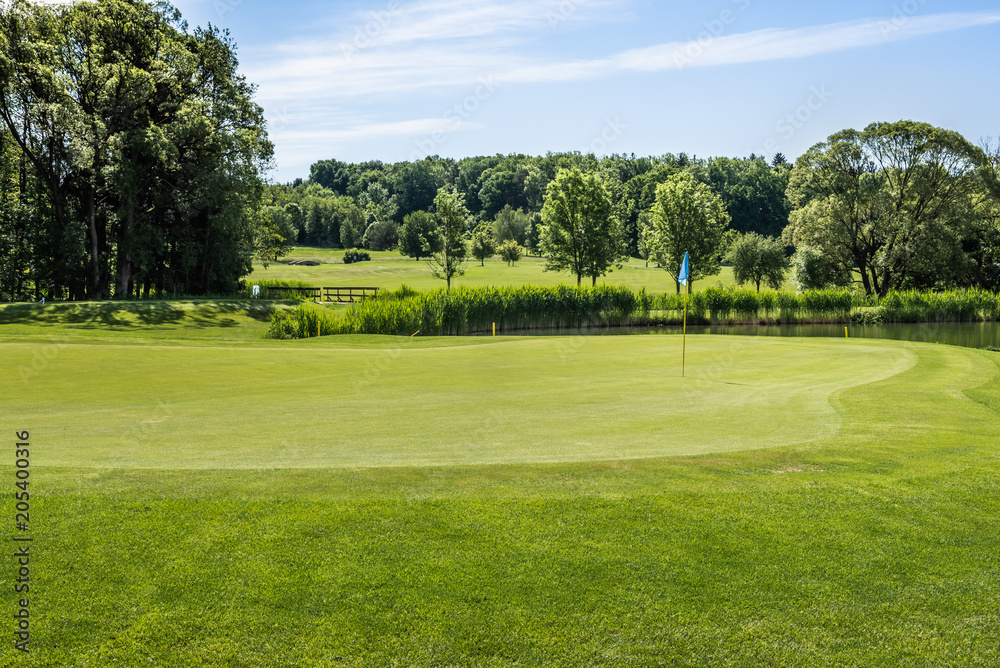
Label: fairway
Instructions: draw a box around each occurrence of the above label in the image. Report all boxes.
[5,336,915,468]
[249,246,795,292]
[3,329,1000,666]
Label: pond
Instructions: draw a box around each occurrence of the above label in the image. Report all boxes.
[499,322,1000,350]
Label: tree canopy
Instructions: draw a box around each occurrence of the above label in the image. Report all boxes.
[782,120,990,296]
[0,0,272,300]
[539,168,627,286]
[647,172,730,292]
[429,187,469,290]
[726,232,790,292]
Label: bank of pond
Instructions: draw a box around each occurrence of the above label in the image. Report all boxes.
[264,285,1000,350]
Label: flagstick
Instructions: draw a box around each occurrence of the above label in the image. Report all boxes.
[681,279,688,378]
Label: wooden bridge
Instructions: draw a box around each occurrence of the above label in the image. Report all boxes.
[264,286,378,303]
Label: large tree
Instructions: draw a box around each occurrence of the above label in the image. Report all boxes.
[539,168,627,286]
[0,0,272,300]
[429,187,469,290]
[782,121,987,295]
[647,172,730,292]
[398,210,441,261]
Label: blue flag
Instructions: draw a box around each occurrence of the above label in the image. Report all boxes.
[678,252,690,287]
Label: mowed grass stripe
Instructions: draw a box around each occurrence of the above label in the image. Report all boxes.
[3,337,917,468]
[2,341,999,665]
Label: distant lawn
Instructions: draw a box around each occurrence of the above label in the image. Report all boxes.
[2,327,999,665]
[249,246,796,293]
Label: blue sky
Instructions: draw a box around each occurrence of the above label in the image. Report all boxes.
[167,0,1000,182]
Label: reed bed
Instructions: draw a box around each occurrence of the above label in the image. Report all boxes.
[265,285,1000,338]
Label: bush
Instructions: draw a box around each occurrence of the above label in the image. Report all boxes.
[342,249,371,264]
[362,220,399,251]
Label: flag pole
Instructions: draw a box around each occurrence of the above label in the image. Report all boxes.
[682,279,688,377]
[678,251,690,378]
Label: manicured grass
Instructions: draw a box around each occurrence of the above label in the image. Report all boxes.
[2,320,999,665]
[0,300,282,344]
[2,336,914,468]
[249,246,793,293]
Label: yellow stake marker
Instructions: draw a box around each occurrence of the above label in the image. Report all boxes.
[493,322,496,337]
[845,327,849,338]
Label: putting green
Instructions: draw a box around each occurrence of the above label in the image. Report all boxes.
[0,335,933,468]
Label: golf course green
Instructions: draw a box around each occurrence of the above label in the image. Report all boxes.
[2,307,999,665]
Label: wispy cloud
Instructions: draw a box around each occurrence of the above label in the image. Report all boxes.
[608,12,1000,73]
[246,4,998,173]
[249,10,1000,102]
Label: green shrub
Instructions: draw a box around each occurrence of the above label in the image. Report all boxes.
[342,249,371,264]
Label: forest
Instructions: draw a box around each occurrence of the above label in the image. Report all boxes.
[2,2,999,301]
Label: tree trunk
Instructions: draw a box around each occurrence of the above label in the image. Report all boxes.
[118,209,134,299]
[86,188,101,299]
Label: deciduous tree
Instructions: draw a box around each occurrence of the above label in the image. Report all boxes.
[398,211,441,261]
[470,227,497,266]
[646,172,729,292]
[539,168,627,286]
[725,232,790,292]
[430,188,469,290]
[782,121,987,295]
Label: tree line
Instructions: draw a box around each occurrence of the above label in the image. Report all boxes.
[305,121,998,297]
[264,150,792,261]
[0,0,273,301]
[1,1,997,301]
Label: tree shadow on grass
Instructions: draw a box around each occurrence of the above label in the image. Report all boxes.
[0,301,275,329]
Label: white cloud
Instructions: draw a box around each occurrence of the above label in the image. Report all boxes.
[607,12,1000,73]
[242,4,998,174]
[248,10,1000,104]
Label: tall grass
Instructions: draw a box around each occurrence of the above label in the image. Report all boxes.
[874,289,1000,323]
[343,285,641,336]
[265,285,1000,338]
